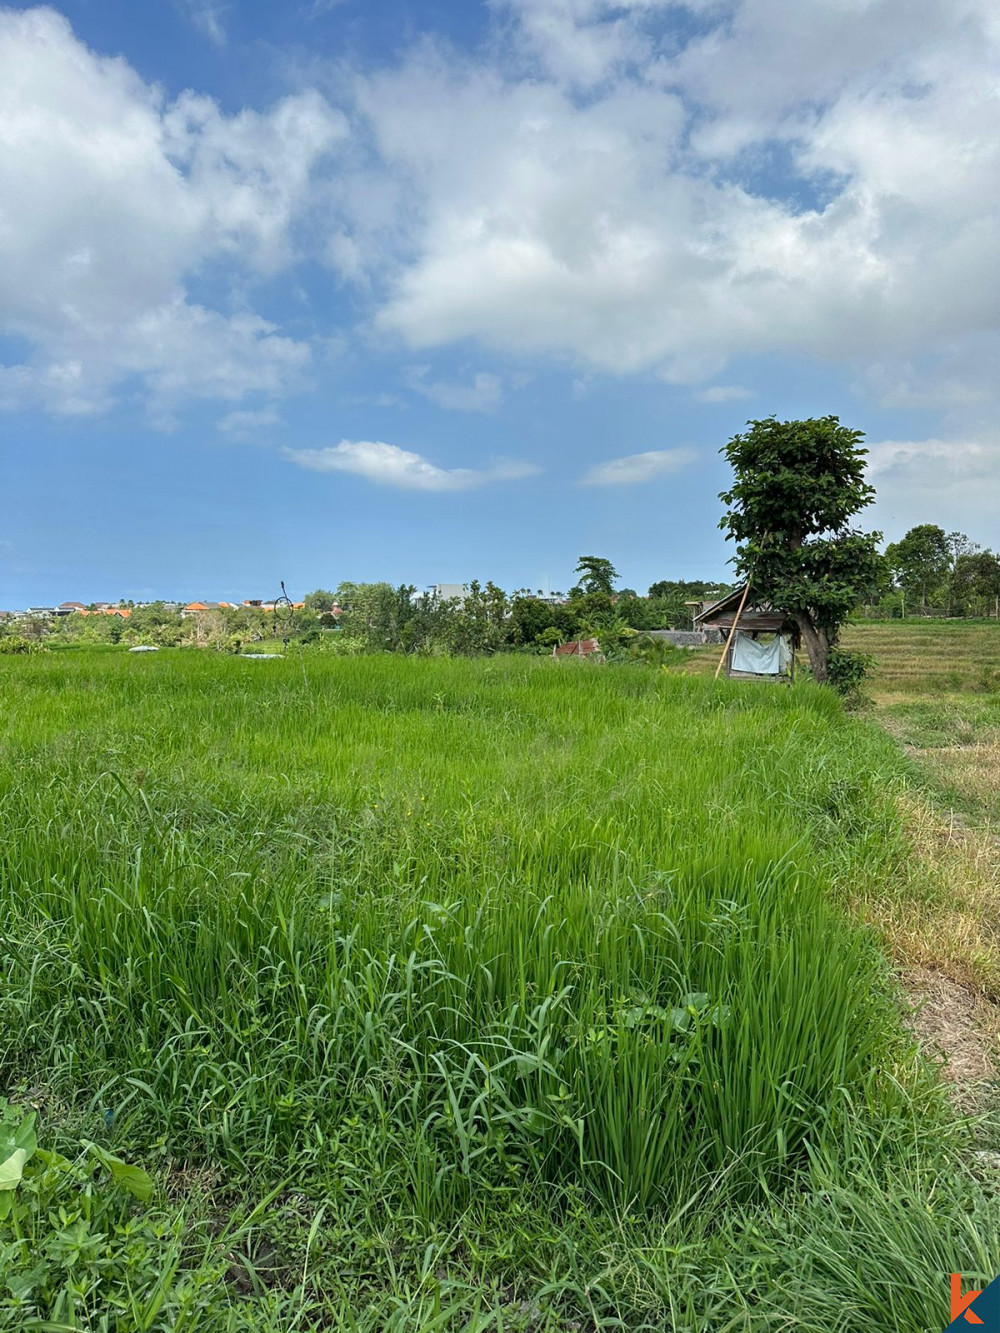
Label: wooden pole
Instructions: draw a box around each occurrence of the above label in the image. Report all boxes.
[714,579,754,680]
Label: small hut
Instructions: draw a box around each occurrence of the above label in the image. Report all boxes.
[693,586,798,682]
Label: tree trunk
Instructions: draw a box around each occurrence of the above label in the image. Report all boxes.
[795,615,829,683]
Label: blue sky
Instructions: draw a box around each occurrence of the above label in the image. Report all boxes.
[1,0,997,605]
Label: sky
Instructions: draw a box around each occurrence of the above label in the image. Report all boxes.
[0,0,998,605]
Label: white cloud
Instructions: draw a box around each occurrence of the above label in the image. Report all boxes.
[340,0,999,405]
[217,404,283,435]
[404,367,504,412]
[580,447,697,485]
[3,0,998,469]
[493,0,667,87]
[0,8,345,419]
[178,1,229,46]
[282,440,540,491]
[868,434,1000,532]
[693,384,753,404]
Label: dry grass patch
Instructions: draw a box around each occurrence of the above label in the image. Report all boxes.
[861,795,1000,1107]
[842,620,1000,696]
[915,742,1000,819]
[902,967,997,1113]
[865,795,1000,996]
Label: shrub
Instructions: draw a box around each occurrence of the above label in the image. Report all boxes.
[0,635,44,655]
[827,646,875,697]
[536,626,563,649]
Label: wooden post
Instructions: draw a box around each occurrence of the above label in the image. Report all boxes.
[714,581,754,681]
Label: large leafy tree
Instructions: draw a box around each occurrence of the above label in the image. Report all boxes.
[884,524,950,610]
[719,416,882,683]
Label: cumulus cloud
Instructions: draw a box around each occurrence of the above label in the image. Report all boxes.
[404,367,504,412]
[344,0,999,401]
[0,7,344,419]
[282,440,540,491]
[4,0,998,467]
[580,447,697,485]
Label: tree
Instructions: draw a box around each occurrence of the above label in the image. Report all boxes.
[719,416,882,684]
[951,550,1000,617]
[509,595,556,645]
[304,589,337,612]
[884,525,950,611]
[946,532,979,564]
[573,555,618,597]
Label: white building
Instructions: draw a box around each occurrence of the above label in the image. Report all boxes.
[429,583,469,604]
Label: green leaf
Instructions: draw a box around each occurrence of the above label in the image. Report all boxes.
[0,1110,37,1162]
[82,1141,155,1202]
[105,1157,154,1202]
[0,1148,29,1191]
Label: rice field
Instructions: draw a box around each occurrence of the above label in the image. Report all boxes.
[842,619,1000,697]
[0,649,997,1330]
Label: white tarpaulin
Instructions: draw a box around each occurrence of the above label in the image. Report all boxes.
[731,632,792,676]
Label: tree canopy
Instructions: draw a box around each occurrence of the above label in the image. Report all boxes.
[719,415,882,683]
[884,525,950,609]
[572,556,618,597]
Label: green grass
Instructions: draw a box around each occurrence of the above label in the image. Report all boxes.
[0,649,996,1330]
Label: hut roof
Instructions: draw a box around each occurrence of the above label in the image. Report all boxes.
[693,584,794,635]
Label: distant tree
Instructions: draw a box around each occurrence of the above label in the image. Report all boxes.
[645,580,731,629]
[951,550,1000,617]
[19,616,49,643]
[304,589,337,612]
[946,532,979,564]
[441,580,510,656]
[509,595,556,645]
[573,556,618,597]
[720,416,882,684]
[884,524,950,610]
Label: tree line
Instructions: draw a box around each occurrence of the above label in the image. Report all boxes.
[871,526,1000,619]
[5,416,992,679]
[3,565,729,657]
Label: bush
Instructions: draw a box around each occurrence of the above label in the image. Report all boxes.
[0,635,44,655]
[827,646,875,697]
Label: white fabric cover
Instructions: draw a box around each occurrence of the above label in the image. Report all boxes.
[731,632,791,676]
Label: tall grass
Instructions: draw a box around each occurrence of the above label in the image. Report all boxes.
[0,650,993,1329]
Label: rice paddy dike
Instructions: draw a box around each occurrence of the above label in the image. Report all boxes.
[1,648,998,1331]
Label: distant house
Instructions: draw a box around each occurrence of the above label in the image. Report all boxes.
[58,601,87,616]
[431,583,468,604]
[242,599,305,613]
[684,594,721,623]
